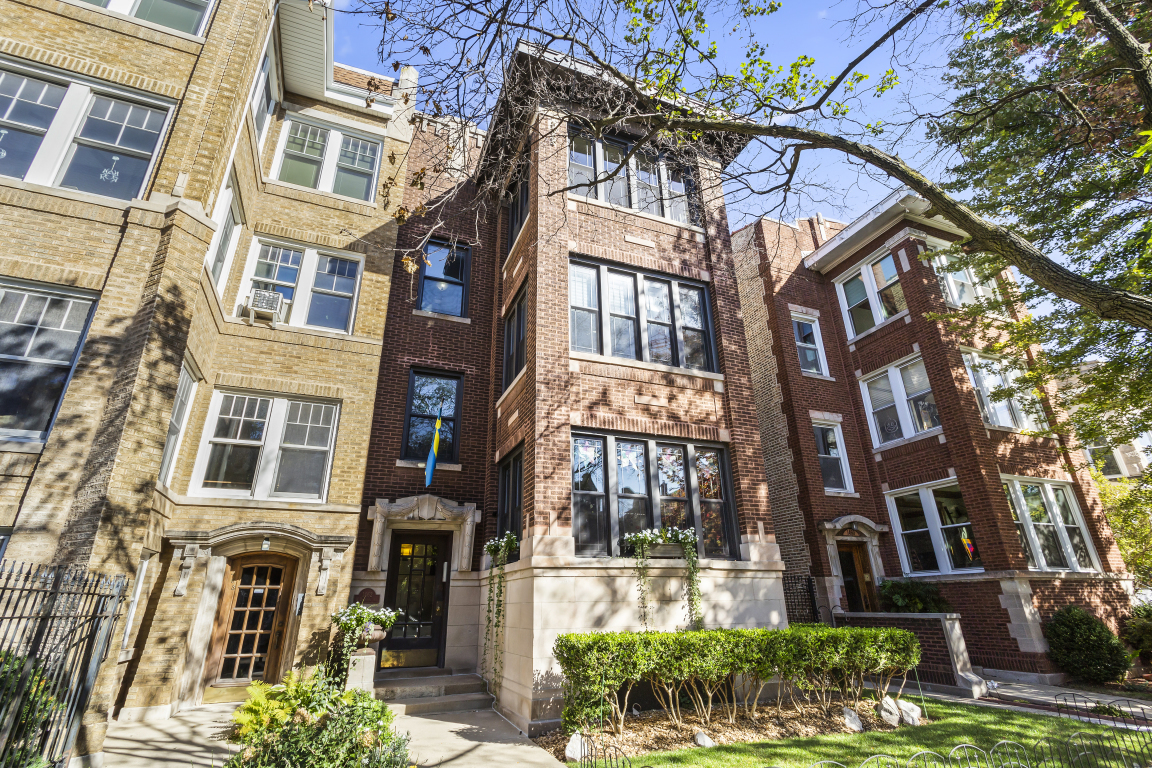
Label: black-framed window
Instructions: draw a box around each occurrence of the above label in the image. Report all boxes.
[418,241,469,318]
[402,371,461,462]
[508,168,530,253]
[497,450,524,561]
[571,433,737,559]
[503,291,526,390]
[569,258,714,372]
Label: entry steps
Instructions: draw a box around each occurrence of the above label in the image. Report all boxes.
[374,667,493,716]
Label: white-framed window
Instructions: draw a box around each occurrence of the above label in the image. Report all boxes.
[962,351,1045,431]
[1085,444,1128,478]
[791,313,828,376]
[886,481,983,575]
[812,422,851,492]
[860,358,940,448]
[120,549,157,652]
[271,118,381,202]
[205,173,243,291]
[1002,477,1098,572]
[81,0,214,35]
[0,280,96,442]
[0,64,171,201]
[250,48,279,148]
[189,390,340,501]
[237,239,363,333]
[158,362,198,487]
[936,254,997,307]
[836,252,908,338]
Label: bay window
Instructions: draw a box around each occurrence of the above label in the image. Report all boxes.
[962,352,1045,431]
[1003,478,1097,572]
[836,252,908,338]
[568,259,714,372]
[886,482,982,575]
[239,239,363,333]
[571,433,736,559]
[272,118,381,202]
[861,358,940,448]
[503,291,526,389]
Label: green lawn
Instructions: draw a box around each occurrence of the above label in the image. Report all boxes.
[589,698,1112,768]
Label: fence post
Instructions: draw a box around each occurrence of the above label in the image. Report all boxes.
[60,577,125,764]
[0,565,64,754]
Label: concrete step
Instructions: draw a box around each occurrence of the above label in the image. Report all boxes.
[385,690,494,716]
[375,674,487,701]
[376,666,454,681]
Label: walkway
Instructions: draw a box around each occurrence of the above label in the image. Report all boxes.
[103,703,239,768]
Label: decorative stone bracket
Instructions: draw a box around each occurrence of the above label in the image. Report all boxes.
[367,494,479,573]
[173,544,209,596]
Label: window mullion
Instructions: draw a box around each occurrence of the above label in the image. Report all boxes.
[1011,481,1047,570]
[606,435,621,557]
[889,368,916,439]
[921,487,952,574]
[1041,483,1082,572]
[627,149,639,212]
[637,274,651,362]
[27,83,89,187]
[597,265,611,359]
[670,279,686,368]
[647,439,662,529]
[253,399,287,499]
[593,139,605,200]
[317,129,340,192]
[684,442,705,560]
[863,261,883,325]
[290,249,319,328]
[658,158,672,216]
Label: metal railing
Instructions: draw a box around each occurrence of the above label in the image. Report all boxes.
[782,573,822,625]
[1053,693,1151,728]
[0,561,127,768]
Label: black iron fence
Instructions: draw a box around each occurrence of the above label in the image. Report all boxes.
[782,573,822,625]
[0,561,127,768]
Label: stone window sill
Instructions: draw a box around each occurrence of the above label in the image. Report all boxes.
[0,439,45,455]
[802,371,835,382]
[825,490,860,498]
[873,426,944,456]
[413,309,471,324]
[569,351,725,383]
[567,193,707,236]
[396,459,462,472]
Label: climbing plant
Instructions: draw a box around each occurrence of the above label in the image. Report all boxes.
[482,532,518,693]
[622,527,702,630]
[327,603,397,684]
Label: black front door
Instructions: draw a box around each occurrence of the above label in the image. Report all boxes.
[380,532,451,668]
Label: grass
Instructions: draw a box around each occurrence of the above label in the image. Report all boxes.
[583,697,1112,768]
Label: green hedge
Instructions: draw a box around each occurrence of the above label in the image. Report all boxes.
[553,625,920,735]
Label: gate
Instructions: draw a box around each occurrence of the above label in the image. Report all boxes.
[0,561,127,768]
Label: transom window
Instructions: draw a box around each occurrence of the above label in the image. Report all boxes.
[837,252,908,338]
[240,240,363,333]
[571,434,735,559]
[791,314,827,376]
[272,119,381,202]
[190,392,339,501]
[813,422,851,492]
[887,483,982,575]
[0,282,95,441]
[861,358,940,448]
[0,66,170,201]
[418,242,470,318]
[962,352,1046,431]
[80,0,214,35]
[403,372,461,463]
[1003,478,1097,572]
[567,131,700,226]
[569,259,713,372]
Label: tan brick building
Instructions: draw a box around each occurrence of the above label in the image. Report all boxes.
[0,0,415,759]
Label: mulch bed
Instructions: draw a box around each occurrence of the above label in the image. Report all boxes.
[533,699,901,762]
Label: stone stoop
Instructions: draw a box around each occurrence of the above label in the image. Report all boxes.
[375,667,493,716]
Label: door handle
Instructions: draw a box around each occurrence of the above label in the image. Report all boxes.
[442,562,448,582]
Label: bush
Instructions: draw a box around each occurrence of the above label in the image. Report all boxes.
[1124,603,1152,663]
[0,651,60,768]
[878,580,952,613]
[553,625,920,734]
[1044,605,1131,684]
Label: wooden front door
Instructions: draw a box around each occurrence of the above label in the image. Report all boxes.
[208,554,297,685]
[380,532,451,669]
[837,542,877,613]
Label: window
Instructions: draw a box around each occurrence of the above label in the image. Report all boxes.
[158,363,197,486]
[497,451,523,560]
[190,391,339,500]
[571,434,736,559]
[251,53,278,140]
[937,254,997,307]
[837,252,908,338]
[568,259,714,372]
[813,423,851,491]
[120,550,156,652]
[0,282,95,442]
[1003,478,1097,572]
[503,291,526,389]
[0,67,170,201]
[508,168,530,251]
[418,242,469,318]
[962,352,1045,431]
[240,240,363,333]
[861,358,940,448]
[887,483,982,575]
[206,174,242,290]
[791,314,827,375]
[1086,445,1123,477]
[566,130,700,226]
[272,119,380,202]
[80,0,213,35]
[402,372,461,463]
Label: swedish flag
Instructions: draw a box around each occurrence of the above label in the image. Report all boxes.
[425,406,442,487]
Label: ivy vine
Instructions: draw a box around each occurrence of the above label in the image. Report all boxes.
[482,532,518,693]
[622,527,702,631]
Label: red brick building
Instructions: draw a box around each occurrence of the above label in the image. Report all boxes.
[733,189,1132,684]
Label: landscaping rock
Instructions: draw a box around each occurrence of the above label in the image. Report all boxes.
[898,699,922,726]
[879,696,901,727]
[565,733,592,761]
[694,730,716,748]
[842,707,863,732]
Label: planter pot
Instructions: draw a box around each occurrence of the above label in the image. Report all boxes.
[356,623,388,648]
[649,543,685,559]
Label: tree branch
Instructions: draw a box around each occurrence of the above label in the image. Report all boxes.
[1079,0,1152,126]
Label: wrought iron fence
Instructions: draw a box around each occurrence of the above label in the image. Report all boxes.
[0,561,127,768]
[782,573,822,625]
[1053,693,1151,728]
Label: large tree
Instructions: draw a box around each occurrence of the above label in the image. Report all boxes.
[352,0,1151,447]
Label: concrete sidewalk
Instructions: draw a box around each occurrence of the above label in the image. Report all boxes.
[103,703,240,768]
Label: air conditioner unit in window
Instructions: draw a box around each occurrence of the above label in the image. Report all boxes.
[243,288,285,328]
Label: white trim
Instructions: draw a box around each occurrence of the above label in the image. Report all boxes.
[812,420,853,493]
[270,115,382,203]
[860,357,940,450]
[790,311,828,377]
[885,478,985,576]
[834,249,909,341]
[1002,475,1102,573]
[102,0,215,36]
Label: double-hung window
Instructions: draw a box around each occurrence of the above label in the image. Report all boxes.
[403,371,461,463]
[250,51,279,146]
[837,252,908,338]
[497,451,523,559]
[190,391,339,500]
[861,358,940,448]
[508,168,530,251]
[503,291,526,390]
[937,254,997,307]
[792,314,827,375]
[0,281,95,442]
[273,118,381,202]
[206,173,242,290]
[571,434,736,559]
[1085,445,1123,477]
[568,260,714,372]
[567,131,700,226]
[813,422,851,492]
[887,482,982,574]
[240,240,363,333]
[962,352,1045,431]
[81,0,213,35]
[1003,478,1097,572]
[0,66,170,201]
[418,242,469,318]
[158,363,197,486]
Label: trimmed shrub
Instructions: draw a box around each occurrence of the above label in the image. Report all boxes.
[1044,605,1131,684]
[878,579,952,613]
[1124,603,1152,663]
[553,625,920,734]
